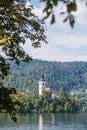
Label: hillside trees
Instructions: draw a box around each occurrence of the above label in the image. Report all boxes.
[3,60,87,92]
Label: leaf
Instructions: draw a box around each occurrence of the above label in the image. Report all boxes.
[73,1,77,11]
[67,1,77,13]
[43,11,52,21]
[50,14,55,24]
[0,36,11,46]
[63,17,68,23]
[60,12,65,15]
[69,15,75,28]
[53,0,58,6]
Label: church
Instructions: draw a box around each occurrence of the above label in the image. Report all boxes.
[38,75,58,98]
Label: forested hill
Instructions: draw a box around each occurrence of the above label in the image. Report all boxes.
[3,59,87,92]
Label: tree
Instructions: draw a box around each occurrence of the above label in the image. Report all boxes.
[0,0,47,121]
[0,85,19,122]
[0,0,47,76]
[58,88,69,103]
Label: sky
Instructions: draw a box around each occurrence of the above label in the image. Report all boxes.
[24,0,87,62]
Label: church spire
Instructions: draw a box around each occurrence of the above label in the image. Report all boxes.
[40,74,44,81]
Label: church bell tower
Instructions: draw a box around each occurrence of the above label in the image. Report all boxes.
[39,75,45,96]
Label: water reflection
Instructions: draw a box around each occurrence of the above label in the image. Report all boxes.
[38,114,43,130]
[0,113,87,130]
[38,113,55,130]
[52,113,55,126]
[38,113,87,130]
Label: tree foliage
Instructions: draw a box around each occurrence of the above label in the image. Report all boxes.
[41,0,77,27]
[0,0,47,78]
[0,0,47,120]
[0,84,19,123]
[41,0,86,28]
[17,90,80,113]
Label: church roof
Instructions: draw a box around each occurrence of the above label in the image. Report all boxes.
[52,91,57,95]
[44,87,50,92]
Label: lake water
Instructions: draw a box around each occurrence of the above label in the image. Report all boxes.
[0,113,87,130]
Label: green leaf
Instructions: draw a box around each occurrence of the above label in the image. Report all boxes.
[69,15,75,28]
[53,0,58,6]
[60,12,65,15]
[51,14,55,24]
[67,1,77,13]
[43,11,52,20]
[73,1,77,11]
[63,17,68,23]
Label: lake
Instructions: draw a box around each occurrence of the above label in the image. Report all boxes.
[0,113,87,130]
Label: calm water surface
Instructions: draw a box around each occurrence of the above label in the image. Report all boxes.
[0,113,87,130]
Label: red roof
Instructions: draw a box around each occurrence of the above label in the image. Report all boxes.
[44,87,50,92]
[52,91,57,95]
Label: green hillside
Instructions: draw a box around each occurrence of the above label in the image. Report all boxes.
[3,59,87,93]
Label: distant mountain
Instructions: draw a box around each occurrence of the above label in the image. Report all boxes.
[3,59,87,92]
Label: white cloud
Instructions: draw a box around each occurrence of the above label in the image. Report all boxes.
[73,0,87,26]
[48,31,87,49]
[23,0,87,62]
